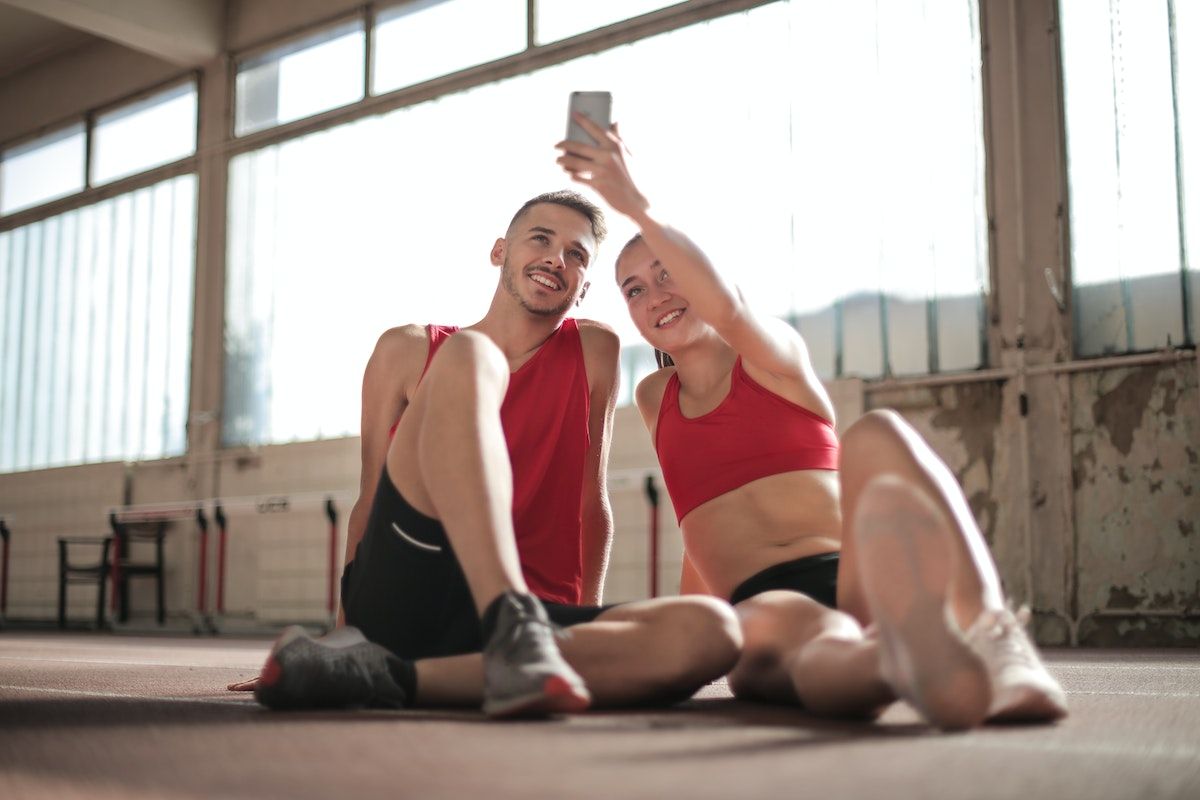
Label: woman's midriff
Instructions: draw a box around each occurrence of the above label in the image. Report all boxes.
[680,469,843,600]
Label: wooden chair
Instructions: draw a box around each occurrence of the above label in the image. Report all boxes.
[57,536,113,629]
[108,513,167,625]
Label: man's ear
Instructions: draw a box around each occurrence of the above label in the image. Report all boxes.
[576,281,591,305]
[490,238,506,267]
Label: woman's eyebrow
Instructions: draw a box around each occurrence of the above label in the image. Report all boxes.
[619,260,662,288]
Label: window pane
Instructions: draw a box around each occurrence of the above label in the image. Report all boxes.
[1061,0,1188,355]
[373,0,525,94]
[235,22,365,137]
[92,82,198,185]
[226,1,989,444]
[0,124,85,215]
[536,0,680,44]
[0,175,196,474]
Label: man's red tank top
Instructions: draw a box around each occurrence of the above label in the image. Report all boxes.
[390,320,590,604]
[655,357,839,523]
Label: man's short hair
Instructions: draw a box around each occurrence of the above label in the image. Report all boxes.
[508,190,607,244]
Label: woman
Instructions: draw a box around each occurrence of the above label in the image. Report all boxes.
[556,115,1066,728]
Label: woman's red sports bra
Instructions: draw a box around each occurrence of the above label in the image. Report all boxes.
[654,357,839,523]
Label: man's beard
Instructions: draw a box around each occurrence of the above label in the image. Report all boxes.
[502,261,575,318]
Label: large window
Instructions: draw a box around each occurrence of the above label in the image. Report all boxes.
[0,124,87,216]
[235,21,366,137]
[0,80,197,218]
[0,176,197,472]
[373,0,526,93]
[1060,0,1197,356]
[225,0,989,444]
[91,83,198,186]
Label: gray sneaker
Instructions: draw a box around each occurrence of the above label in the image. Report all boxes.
[481,592,591,718]
[254,625,410,710]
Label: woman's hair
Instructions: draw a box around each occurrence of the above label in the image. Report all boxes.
[655,349,674,368]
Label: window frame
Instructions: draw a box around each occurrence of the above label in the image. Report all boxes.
[0,72,201,234]
[224,0,781,158]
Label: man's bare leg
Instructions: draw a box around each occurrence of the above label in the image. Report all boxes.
[387,330,527,613]
[415,597,742,707]
[256,331,588,716]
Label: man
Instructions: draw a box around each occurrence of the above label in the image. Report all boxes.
[244,191,741,717]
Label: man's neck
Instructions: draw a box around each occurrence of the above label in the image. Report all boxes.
[467,296,569,365]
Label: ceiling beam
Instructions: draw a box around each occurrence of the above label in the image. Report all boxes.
[0,0,223,65]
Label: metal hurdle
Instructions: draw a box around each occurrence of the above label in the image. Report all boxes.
[0,516,10,627]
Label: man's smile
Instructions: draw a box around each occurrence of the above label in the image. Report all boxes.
[528,270,564,291]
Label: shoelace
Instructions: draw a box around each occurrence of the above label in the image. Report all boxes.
[496,613,566,660]
[970,606,1037,670]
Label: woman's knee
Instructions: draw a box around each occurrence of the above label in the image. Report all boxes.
[729,595,863,701]
[735,591,829,648]
[841,409,908,456]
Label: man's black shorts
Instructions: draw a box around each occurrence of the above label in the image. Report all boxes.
[341,468,611,660]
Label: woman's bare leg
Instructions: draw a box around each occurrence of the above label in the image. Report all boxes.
[727,591,891,719]
[838,410,1066,722]
[837,410,1004,631]
[852,476,992,729]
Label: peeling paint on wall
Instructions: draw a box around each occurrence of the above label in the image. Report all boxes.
[1090,368,1160,456]
[930,382,1004,547]
[1072,363,1200,644]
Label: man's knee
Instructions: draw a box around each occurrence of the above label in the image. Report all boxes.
[653,597,742,687]
[425,330,509,395]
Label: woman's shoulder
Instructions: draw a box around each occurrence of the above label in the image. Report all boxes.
[635,366,677,416]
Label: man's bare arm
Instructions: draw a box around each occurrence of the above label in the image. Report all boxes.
[230,326,425,689]
[344,325,428,568]
[578,320,620,605]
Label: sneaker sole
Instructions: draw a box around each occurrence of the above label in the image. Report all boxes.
[989,683,1068,722]
[254,625,315,710]
[482,675,592,719]
[855,477,991,731]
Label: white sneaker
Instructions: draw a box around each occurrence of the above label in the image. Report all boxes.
[854,477,991,731]
[963,607,1068,722]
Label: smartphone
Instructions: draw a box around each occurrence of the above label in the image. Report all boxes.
[566,91,612,145]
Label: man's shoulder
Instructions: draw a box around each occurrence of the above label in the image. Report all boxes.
[370,324,431,374]
[378,322,429,343]
[574,318,619,354]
